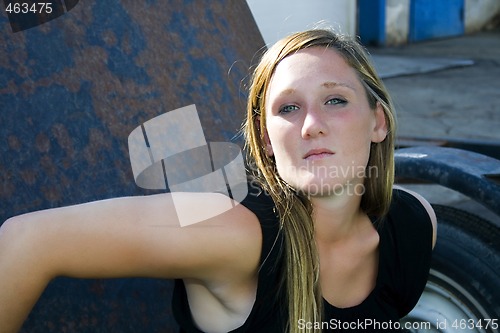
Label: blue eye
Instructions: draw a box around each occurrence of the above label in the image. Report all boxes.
[326,98,347,105]
[279,104,299,114]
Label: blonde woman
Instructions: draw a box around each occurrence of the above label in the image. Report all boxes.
[0,29,436,333]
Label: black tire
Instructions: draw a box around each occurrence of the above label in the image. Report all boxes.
[402,205,500,332]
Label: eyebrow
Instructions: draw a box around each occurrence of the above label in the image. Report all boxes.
[277,88,296,96]
[321,81,356,91]
[277,81,356,97]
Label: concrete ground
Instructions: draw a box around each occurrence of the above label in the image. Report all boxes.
[368,28,500,223]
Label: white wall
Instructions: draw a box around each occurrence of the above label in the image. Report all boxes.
[247,0,500,47]
[465,0,500,33]
[246,0,356,47]
[386,0,410,45]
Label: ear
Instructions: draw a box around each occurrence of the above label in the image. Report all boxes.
[371,102,388,143]
[256,116,274,156]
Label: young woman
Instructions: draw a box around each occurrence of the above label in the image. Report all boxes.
[0,29,437,333]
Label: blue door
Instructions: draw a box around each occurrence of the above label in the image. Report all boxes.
[409,0,464,42]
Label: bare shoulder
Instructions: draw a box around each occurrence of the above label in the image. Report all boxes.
[163,192,263,280]
[393,185,438,248]
[0,193,262,333]
[109,192,264,281]
[3,192,262,282]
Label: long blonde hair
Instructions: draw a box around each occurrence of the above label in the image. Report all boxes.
[243,29,396,332]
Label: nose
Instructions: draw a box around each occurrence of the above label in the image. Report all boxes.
[301,107,328,139]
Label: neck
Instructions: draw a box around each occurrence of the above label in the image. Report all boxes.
[311,188,366,244]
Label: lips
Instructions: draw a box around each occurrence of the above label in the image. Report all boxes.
[303,148,334,160]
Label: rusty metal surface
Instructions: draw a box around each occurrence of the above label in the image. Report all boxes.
[0,1,265,331]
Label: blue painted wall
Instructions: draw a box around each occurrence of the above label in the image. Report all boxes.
[409,0,465,42]
[358,0,466,45]
[358,0,386,46]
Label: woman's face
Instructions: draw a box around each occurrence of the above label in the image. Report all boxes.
[264,47,387,197]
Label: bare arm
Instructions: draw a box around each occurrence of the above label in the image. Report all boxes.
[0,193,261,333]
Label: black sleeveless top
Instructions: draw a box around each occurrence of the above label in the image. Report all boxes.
[172,187,433,332]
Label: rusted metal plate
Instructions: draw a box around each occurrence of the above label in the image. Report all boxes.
[0,1,265,331]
